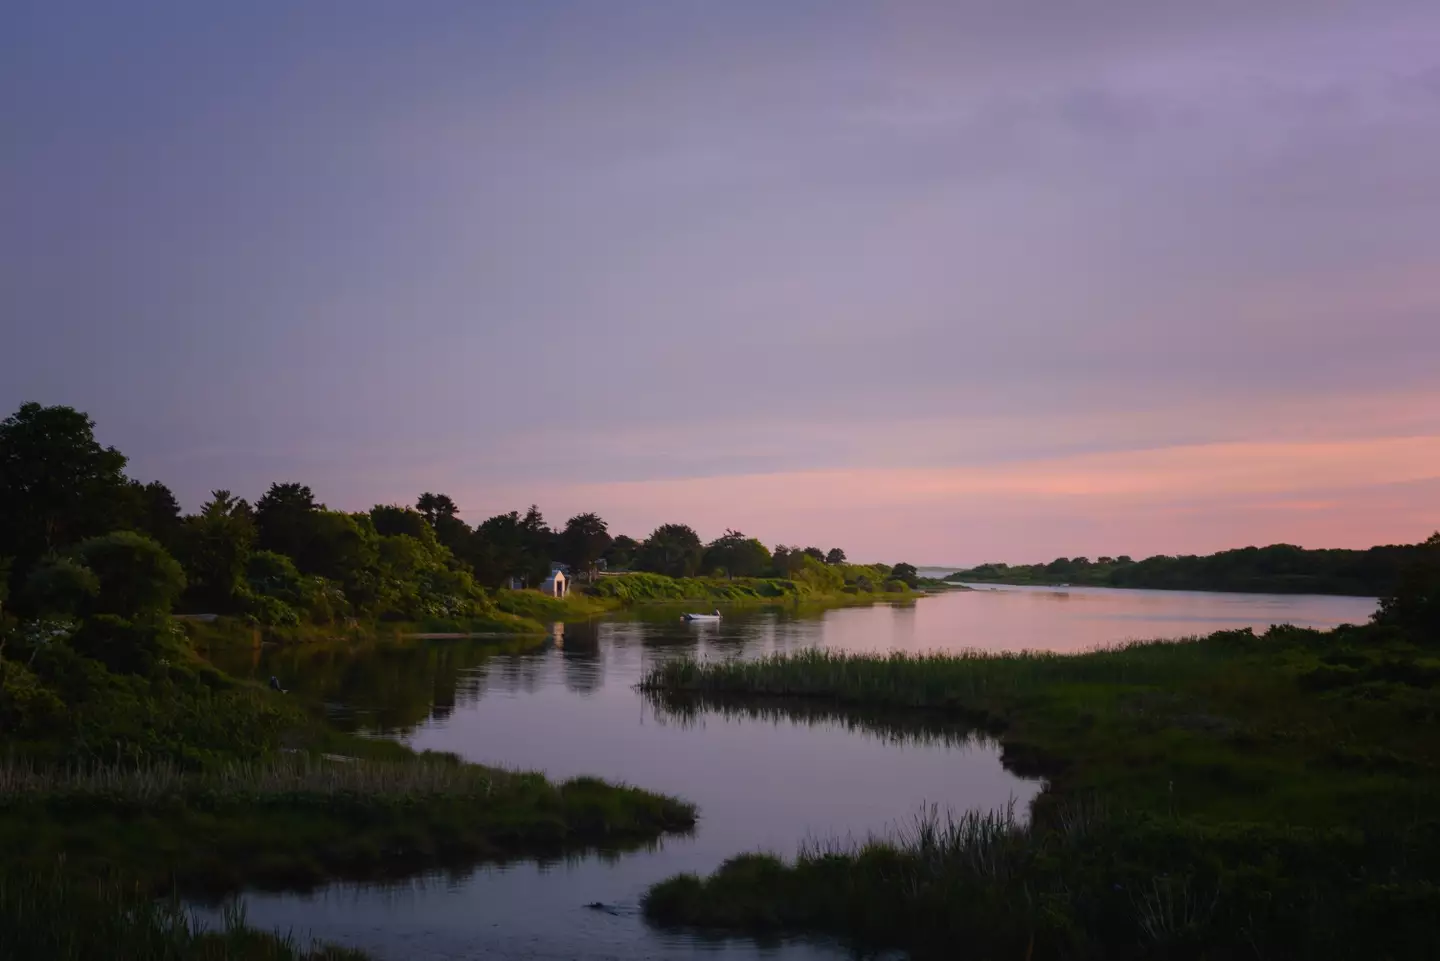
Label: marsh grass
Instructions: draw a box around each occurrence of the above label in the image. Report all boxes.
[641,638,1233,703]
[647,692,992,752]
[641,623,1440,958]
[644,802,1440,961]
[0,753,517,802]
[0,755,697,895]
[587,572,912,607]
[0,866,368,960]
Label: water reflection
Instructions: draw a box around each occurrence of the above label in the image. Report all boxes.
[646,691,994,754]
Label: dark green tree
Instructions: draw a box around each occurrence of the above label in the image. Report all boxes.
[176,490,255,612]
[637,524,704,578]
[1375,533,1440,637]
[416,492,459,527]
[0,403,130,592]
[21,557,100,617]
[703,530,772,578]
[891,562,920,589]
[604,535,639,571]
[558,513,612,577]
[254,482,319,563]
[518,505,555,585]
[771,545,807,578]
[825,547,847,565]
[74,531,187,619]
[121,479,184,550]
[473,511,526,585]
[370,505,432,541]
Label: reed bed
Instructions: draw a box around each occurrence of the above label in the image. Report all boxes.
[0,754,696,895]
[643,802,1440,960]
[0,866,368,960]
[642,624,1440,958]
[0,754,519,804]
[647,692,993,751]
[640,639,1233,707]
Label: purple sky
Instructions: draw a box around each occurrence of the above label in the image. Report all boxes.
[3,1,1438,563]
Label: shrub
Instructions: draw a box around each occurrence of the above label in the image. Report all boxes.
[74,531,186,619]
[67,614,174,675]
[21,557,100,617]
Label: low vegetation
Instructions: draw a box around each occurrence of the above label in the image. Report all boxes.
[0,755,696,894]
[0,866,368,960]
[640,544,1440,958]
[588,567,912,606]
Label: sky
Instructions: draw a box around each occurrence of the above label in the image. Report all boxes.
[3,1,1439,565]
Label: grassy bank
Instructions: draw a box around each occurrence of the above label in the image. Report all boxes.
[181,609,550,650]
[0,754,696,894]
[0,865,368,960]
[640,623,1440,958]
[1,614,696,898]
[587,571,914,607]
[493,588,619,622]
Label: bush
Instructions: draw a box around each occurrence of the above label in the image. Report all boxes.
[22,558,100,617]
[0,659,66,735]
[67,614,176,675]
[74,532,186,619]
[245,593,301,628]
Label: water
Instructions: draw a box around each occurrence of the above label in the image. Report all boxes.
[214,586,1376,960]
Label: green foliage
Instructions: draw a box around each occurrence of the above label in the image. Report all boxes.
[120,479,185,551]
[253,482,319,563]
[22,557,100,617]
[643,806,1440,961]
[75,531,187,619]
[890,562,919,589]
[0,755,697,895]
[604,534,639,571]
[642,624,1440,957]
[368,505,433,542]
[470,506,553,586]
[176,491,256,613]
[67,614,174,675]
[493,589,615,623]
[952,538,1439,596]
[0,658,67,736]
[0,403,131,594]
[701,530,772,578]
[636,524,704,578]
[557,512,611,575]
[587,571,911,606]
[0,865,370,961]
[1376,533,1440,635]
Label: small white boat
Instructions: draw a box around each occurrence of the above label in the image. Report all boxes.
[681,610,722,622]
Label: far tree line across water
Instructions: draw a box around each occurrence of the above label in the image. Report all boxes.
[950,539,1439,597]
[0,402,920,631]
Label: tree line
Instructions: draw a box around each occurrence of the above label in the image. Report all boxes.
[952,540,1439,597]
[0,403,913,631]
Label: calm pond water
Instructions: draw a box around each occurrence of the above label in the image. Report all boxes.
[213,586,1377,960]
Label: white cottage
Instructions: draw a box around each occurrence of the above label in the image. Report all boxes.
[540,567,568,597]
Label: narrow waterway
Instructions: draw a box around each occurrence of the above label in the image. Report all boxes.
[213,586,1376,959]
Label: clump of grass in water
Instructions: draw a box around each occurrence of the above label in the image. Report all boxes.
[643,801,1440,959]
[0,865,368,960]
[640,641,1228,704]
